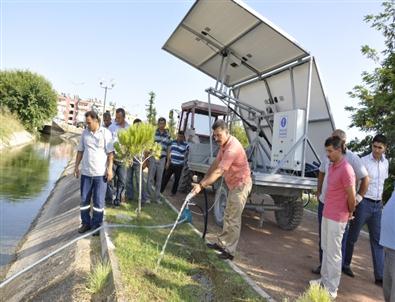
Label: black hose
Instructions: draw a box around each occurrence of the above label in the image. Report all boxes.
[202,189,209,239]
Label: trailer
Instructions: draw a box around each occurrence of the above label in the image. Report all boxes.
[163,0,335,230]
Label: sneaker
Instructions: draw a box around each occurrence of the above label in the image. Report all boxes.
[78,224,91,234]
[309,278,322,287]
[218,251,234,260]
[206,242,224,252]
[327,289,337,299]
[342,266,355,277]
[312,265,321,275]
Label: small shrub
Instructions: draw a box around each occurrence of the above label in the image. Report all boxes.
[295,284,331,302]
[86,261,111,294]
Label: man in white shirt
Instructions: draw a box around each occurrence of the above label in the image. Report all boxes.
[344,134,389,285]
[74,111,114,234]
[313,129,369,275]
[380,185,395,302]
[107,108,129,206]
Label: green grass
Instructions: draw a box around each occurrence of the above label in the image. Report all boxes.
[0,107,25,142]
[106,202,265,302]
[86,261,112,294]
[295,284,331,302]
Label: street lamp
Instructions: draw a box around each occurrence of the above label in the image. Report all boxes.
[99,80,115,113]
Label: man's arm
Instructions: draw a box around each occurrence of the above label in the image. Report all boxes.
[106,152,114,181]
[74,151,83,178]
[345,185,356,215]
[316,171,325,199]
[356,175,369,202]
[190,157,220,195]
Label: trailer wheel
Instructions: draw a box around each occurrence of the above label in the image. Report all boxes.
[178,166,193,193]
[273,195,304,230]
[214,183,228,227]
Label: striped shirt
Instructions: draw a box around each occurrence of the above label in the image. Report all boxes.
[170,140,189,165]
[155,129,171,158]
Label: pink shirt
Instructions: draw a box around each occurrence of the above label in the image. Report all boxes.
[323,158,356,222]
[217,135,251,190]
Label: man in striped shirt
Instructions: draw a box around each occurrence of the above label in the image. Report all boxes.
[147,117,171,203]
[161,131,189,196]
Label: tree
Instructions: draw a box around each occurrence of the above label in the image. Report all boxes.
[0,70,58,131]
[114,123,161,215]
[168,109,177,138]
[345,1,395,201]
[230,121,249,148]
[145,91,157,125]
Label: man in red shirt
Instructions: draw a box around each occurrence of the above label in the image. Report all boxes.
[310,136,356,298]
[191,119,252,260]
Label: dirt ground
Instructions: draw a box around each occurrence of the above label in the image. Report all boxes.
[162,187,385,302]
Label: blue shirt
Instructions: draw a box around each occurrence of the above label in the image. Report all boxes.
[155,129,171,158]
[170,140,189,165]
[380,188,395,250]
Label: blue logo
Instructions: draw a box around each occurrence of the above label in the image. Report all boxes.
[280,117,287,128]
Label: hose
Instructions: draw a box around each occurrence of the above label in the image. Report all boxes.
[0,219,188,289]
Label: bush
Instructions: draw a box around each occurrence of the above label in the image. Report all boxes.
[295,284,331,302]
[0,70,57,131]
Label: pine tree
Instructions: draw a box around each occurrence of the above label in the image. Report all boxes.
[168,109,177,138]
[145,91,157,125]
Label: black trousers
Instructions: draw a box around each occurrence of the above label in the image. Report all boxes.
[160,163,183,194]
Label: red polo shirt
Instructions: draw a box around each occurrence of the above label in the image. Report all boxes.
[323,158,355,222]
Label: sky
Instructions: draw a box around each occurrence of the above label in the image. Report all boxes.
[0,0,385,140]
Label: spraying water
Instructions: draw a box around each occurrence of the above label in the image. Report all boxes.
[155,192,194,272]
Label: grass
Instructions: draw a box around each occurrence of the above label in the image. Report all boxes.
[105,202,265,302]
[0,107,25,142]
[295,284,331,302]
[86,261,112,294]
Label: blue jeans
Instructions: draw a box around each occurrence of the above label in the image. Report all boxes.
[80,175,107,228]
[107,161,127,204]
[318,201,349,266]
[126,163,148,201]
[344,198,384,280]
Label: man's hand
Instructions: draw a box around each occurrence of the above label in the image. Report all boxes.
[191,183,202,196]
[106,168,113,182]
[348,212,355,221]
[74,167,80,178]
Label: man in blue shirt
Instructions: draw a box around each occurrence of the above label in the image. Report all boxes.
[147,117,171,203]
[380,186,395,302]
[161,131,189,196]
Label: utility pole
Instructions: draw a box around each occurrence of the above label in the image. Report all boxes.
[99,80,115,113]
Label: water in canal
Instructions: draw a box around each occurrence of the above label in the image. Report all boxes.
[0,135,74,270]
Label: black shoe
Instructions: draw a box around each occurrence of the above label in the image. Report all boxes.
[312,265,321,275]
[375,279,383,287]
[206,242,224,252]
[91,226,101,236]
[342,266,355,277]
[78,224,91,234]
[218,251,234,261]
[113,200,120,207]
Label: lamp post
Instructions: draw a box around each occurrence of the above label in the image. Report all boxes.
[99,80,115,113]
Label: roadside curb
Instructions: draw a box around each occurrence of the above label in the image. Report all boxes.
[100,222,125,302]
[161,194,276,302]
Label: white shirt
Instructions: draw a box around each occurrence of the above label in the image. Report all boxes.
[108,121,130,140]
[362,152,389,200]
[78,127,114,177]
[319,149,368,203]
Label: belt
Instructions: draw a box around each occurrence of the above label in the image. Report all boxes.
[365,197,381,203]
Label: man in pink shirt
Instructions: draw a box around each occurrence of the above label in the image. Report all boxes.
[310,136,356,298]
[191,119,252,260]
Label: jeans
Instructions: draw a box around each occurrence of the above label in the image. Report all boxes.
[160,163,183,195]
[126,162,148,201]
[107,161,127,204]
[344,198,384,280]
[318,201,349,266]
[80,174,107,228]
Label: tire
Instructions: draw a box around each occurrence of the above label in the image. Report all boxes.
[273,195,304,230]
[178,165,193,193]
[214,183,228,227]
